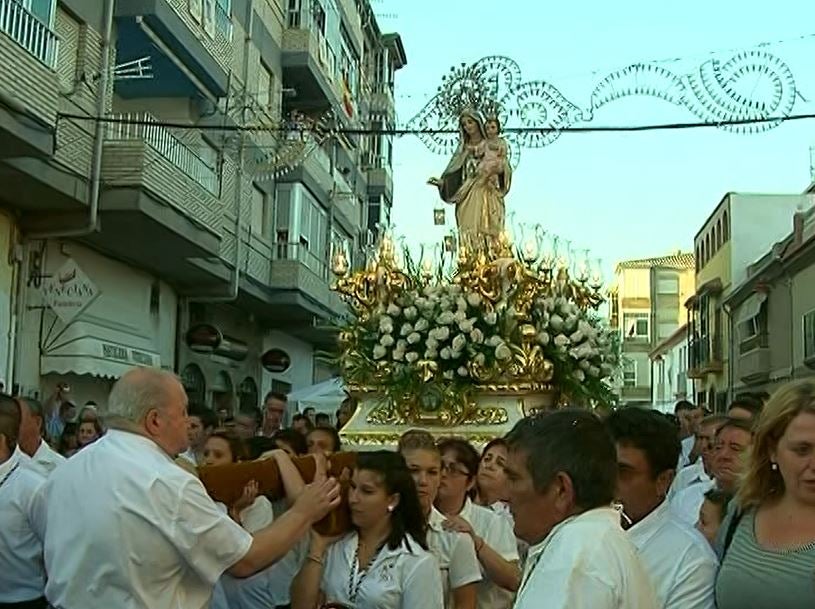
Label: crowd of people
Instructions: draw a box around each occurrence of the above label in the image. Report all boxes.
[0,367,813,609]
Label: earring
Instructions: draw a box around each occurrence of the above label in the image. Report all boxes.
[771,462,778,471]
[387,505,394,513]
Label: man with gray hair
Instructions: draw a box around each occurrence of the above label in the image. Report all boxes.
[33,367,341,609]
[17,396,65,477]
[505,410,656,609]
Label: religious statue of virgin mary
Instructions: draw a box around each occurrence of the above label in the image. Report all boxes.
[428,108,512,245]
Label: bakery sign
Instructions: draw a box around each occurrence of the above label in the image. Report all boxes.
[42,259,100,325]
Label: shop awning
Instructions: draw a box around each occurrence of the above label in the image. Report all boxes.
[41,320,161,380]
[736,292,767,325]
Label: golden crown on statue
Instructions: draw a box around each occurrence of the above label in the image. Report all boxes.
[328,230,619,428]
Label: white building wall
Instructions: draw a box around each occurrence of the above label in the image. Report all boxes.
[731,194,813,286]
[0,212,15,390]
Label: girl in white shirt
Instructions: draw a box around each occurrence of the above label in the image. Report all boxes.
[291,451,444,609]
[435,439,521,609]
[399,430,482,609]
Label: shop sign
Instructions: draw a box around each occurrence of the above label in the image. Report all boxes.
[100,342,159,367]
[42,259,100,325]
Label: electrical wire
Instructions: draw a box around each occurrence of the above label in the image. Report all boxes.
[57,110,815,135]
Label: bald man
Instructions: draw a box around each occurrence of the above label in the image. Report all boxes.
[32,367,341,609]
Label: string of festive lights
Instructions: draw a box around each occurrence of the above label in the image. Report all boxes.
[57,110,815,135]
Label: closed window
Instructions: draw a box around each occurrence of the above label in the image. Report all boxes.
[804,310,815,360]
[623,360,637,387]
[250,187,265,235]
[657,277,679,294]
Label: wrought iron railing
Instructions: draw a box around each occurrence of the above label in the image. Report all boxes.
[0,0,59,68]
[106,113,219,195]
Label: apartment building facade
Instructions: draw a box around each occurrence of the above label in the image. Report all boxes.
[609,251,695,405]
[1,0,405,409]
[686,192,811,411]
[723,205,815,397]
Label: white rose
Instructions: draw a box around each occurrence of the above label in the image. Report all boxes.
[578,320,593,336]
[432,326,450,341]
[495,343,512,360]
[474,353,486,365]
[588,365,600,377]
[405,352,419,363]
[404,306,418,320]
[396,339,407,350]
[380,335,395,347]
[415,297,427,308]
[579,360,591,370]
[456,297,468,311]
[467,292,482,307]
[565,315,578,331]
[554,334,570,348]
[570,331,584,344]
[407,332,421,345]
[601,363,614,376]
[414,318,430,332]
[387,303,401,316]
[380,322,394,334]
[486,335,503,347]
[437,311,455,325]
[458,319,474,333]
[470,328,484,344]
[457,366,469,377]
[400,323,413,336]
[454,310,467,322]
[440,347,452,360]
[392,349,405,361]
[484,311,498,325]
[549,314,564,332]
[450,350,462,360]
[425,337,439,350]
[373,345,387,360]
[452,334,467,352]
[425,348,438,359]
[537,331,550,345]
[572,369,586,382]
[443,370,455,380]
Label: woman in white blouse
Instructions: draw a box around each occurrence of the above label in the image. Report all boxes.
[399,430,482,609]
[435,438,520,609]
[291,451,444,609]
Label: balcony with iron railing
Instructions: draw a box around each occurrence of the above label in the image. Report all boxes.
[688,335,724,377]
[106,113,219,195]
[0,0,58,68]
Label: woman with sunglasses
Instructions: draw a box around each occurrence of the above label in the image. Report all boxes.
[435,439,520,609]
[291,451,444,609]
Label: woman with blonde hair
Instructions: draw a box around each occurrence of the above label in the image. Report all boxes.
[715,380,815,609]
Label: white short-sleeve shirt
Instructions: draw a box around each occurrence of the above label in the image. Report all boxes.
[0,448,47,603]
[514,507,657,609]
[459,498,519,609]
[320,531,444,609]
[32,430,253,609]
[427,507,482,606]
[628,500,717,609]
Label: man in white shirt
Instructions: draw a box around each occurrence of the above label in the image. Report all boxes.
[17,396,65,477]
[669,415,727,500]
[505,410,656,609]
[607,407,717,609]
[0,394,48,609]
[178,404,217,466]
[31,367,341,609]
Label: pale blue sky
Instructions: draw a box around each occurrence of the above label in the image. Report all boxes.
[374,0,815,279]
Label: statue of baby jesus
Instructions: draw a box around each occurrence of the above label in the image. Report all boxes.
[477,116,509,178]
